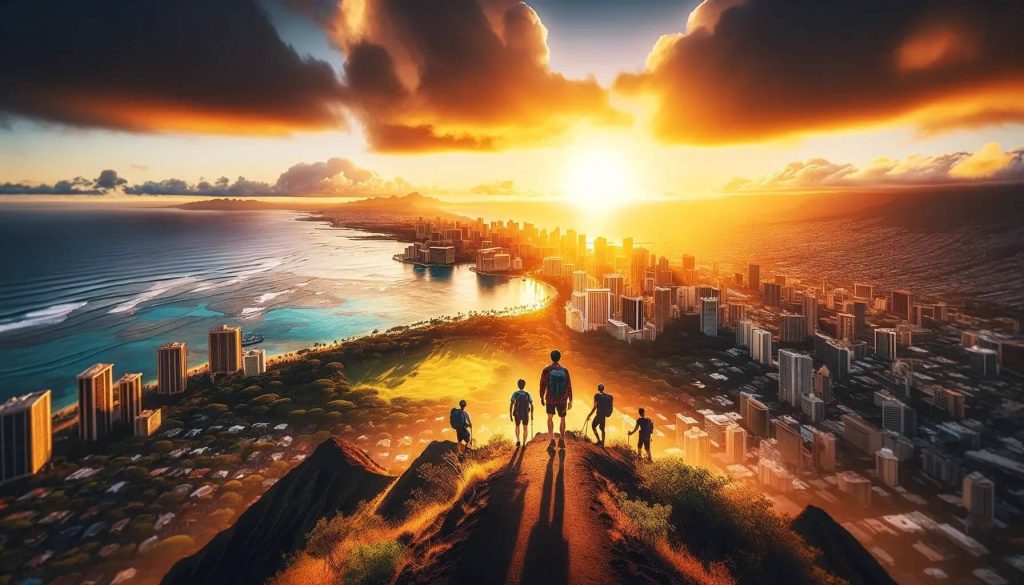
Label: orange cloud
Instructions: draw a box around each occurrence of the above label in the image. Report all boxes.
[617,0,1024,144]
[724,144,1024,192]
[303,0,630,152]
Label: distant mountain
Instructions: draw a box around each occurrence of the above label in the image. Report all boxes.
[328,192,444,211]
[791,505,896,585]
[161,438,394,585]
[176,198,323,211]
[849,183,1024,232]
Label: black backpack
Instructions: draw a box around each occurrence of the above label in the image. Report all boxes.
[638,417,654,435]
[595,393,613,417]
[513,391,531,418]
[449,407,464,429]
[547,366,569,398]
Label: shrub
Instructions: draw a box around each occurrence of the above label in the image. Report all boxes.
[343,541,405,585]
[614,492,672,542]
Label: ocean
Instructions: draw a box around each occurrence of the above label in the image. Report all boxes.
[0,205,554,408]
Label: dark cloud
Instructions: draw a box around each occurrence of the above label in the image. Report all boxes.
[723,143,1024,192]
[95,170,127,190]
[617,0,1024,144]
[292,0,629,151]
[0,1,345,134]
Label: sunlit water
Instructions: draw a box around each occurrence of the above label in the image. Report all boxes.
[0,205,554,409]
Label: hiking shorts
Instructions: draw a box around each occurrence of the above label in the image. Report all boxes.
[638,434,652,451]
[592,415,607,432]
[513,413,529,425]
[456,427,471,444]
[545,397,568,417]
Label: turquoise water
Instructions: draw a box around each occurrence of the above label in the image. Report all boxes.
[0,205,553,409]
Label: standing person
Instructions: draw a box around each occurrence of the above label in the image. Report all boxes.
[509,379,534,447]
[585,384,614,446]
[539,349,572,450]
[450,400,473,458]
[627,408,654,461]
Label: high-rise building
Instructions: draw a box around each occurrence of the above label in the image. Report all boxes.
[802,294,818,336]
[116,373,142,429]
[704,414,732,447]
[740,392,770,436]
[762,282,781,307]
[653,286,672,332]
[814,333,851,381]
[966,346,999,378]
[78,363,115,442]
[801,393,826,423]
[700,297,719,336]
[735,319,752,347]
[542,256,564,278]
[571,290,586,312]
[854,283,874,300]
[603,273,625,317]
[874,328,897,360]
[778,349,813,406]
[725,424,747,464]
[683,428,710,468]
[881,399,917,437]
[157,342,188,395]
[208,325,242,375]
[751,329,772,365]
[836,312,856,342]
[811,429,836,472]
[622,296,645,331]
[631,248,650,288]
[774,416,802,470]
[891,289,913,321]
[0,390,52,485]
[572,270,588,293]
[853,300,868,339]
[724,303,746,326]
[134,408,162,438]
[243,348,267,376]
[842,414,883,455]
[780,313,806,343]
[875,448,900,487]
[585,288,612,331]
[748,263,761,295]
[934,387,966,418]
[813,365,833,403]
[963,472,995,531]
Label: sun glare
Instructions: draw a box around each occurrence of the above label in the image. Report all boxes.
[565,150,634,211]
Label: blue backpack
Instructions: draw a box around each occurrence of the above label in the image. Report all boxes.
[548,366,568,398]
[449,407,465,429]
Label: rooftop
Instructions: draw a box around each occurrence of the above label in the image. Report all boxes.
[78,363,113,379]
[0,389,50,415]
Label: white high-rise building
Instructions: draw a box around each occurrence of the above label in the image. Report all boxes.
[874,328,897,360]
[736,319,752,347]
[875,447,900,487]
[542,256,563,278]
[778,350,813,406]
[751,329,772,365]
[677,286,697,313]
[801,393,826,423]
[584,288,612,332]
[700,297,719,336]
[243,348,266,376]
[683,428,710,468]
[603,273,625,317]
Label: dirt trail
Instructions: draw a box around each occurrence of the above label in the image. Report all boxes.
[401,433,622,585]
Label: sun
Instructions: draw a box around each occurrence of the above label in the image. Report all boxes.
[565,149,634,211]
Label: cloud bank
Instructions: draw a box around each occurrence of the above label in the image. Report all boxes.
[723,143,1024,192]
[617,0,1024,144]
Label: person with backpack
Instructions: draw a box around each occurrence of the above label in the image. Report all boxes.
[450,399,472,457]
[627,407,655,461]
[509,379,534,447]
[585,384,613,446]
[539,349,572,450]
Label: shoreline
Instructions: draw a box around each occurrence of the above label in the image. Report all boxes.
[43,212,559,418]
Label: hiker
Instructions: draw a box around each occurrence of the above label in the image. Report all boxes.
[539,349,572,450]
[509,378,534,447]
[450,399,473,457]
[585,383,613,446]
[627,408,654,461]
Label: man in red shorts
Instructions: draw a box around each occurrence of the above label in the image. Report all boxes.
[539,349,573,450]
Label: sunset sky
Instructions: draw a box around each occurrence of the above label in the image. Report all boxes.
[2,0,1023,202]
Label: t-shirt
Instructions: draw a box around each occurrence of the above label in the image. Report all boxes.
[510,390,532,416]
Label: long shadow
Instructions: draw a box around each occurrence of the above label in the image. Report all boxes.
[520,449,570,585]
[452,447,528,584]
